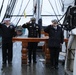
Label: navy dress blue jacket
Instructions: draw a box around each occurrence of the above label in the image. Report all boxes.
[0,23,16,43]
[44,25,64,48]
[22,23,41,38]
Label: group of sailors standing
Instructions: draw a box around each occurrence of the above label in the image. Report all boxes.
[0,17,64,70]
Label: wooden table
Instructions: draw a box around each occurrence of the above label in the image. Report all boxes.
[12,37,48,64]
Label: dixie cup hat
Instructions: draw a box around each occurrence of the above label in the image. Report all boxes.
[4,18,10,21]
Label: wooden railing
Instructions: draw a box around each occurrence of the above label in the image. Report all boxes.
[12,36,68,64]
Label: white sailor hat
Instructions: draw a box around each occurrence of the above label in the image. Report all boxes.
[4,18,10,21]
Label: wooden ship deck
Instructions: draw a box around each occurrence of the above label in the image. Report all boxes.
[0,42,66,75]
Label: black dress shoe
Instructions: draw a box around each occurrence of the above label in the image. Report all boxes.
[55,66,58,69]
[8,61,12,64]
[2,62,6,70]
[50,66,54,69]
[2,62,6,65]
[33,61,37,63]
[28,61,31,63]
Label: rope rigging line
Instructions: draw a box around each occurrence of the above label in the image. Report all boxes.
[59,0,64,12]
[62,5,72,24]
[4,0,13,16]
[2,0,71,26]
[33,0,37,15]
[1,0,11,22]
[54,0,60,14]
[10,0,18,20]
[2,0,18,22]
[8,0,13,5]
[7,0,17,17]
[15,0,31,26]
[69,49,75,57]
[48,0,61,24]
[59,0,63,7]
[0,0,4,16]
[60,0,64,4]
[1,0,14,20]
[6,0,17,16]
[58,12,66,23]
[12,0,24,25]
[57,2,70,23]
[58,5,72,29]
